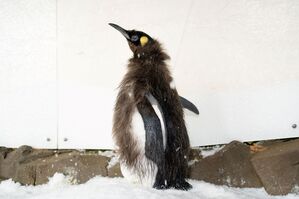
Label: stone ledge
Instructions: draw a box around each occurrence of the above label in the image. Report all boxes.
[190,141,262,188]
[0,148,110,185]
[251,139,299,195]
[1,138,299,196]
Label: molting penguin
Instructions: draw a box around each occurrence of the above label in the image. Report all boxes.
[110,23,199,190]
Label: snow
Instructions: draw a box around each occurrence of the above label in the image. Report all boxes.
[199,145,225,158]
[98,150,118,169]
[98,150,115,158]
[0,174,298,199]
[187,145,226,166]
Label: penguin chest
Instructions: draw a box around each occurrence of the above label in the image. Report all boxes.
[120,94,166,186]
[131,94,167,151]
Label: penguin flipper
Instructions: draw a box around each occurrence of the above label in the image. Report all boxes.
[137,97,166,189]
[179,96,199,115]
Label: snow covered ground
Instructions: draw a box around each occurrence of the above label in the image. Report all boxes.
[0,174,298,199]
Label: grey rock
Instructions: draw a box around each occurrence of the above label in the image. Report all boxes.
[13,164,36,185]
[0,147,13,179]
[190,141,262,188]
[108,162,123,178]
[189,148,202,162]
[0,147,13,159]
[34,152,109,185]
[0,145,33,179]
[251,139,299,195]
[19,150,55,164]
[0,146,110,185]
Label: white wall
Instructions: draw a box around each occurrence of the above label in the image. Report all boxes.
[0,0,298,149]
[0,0,57,148]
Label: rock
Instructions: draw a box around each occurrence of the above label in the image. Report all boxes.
[189,148,202,162]
[251,139,299,195]
[0,147,13,159]
[0,147,13,177]
[187,148,202,173]
[0,145,33,179]
[0,146,110,185]
[18,145,33,155]
[34,152,109,185]
[108,162,122,177]
[13,164,36,185]
[19,150,55,164]
[190,141,262,188]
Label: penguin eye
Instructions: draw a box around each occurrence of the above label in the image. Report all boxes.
[131,35,139,42]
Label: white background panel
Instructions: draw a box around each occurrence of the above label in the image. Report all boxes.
[58,0,299,148]
[0,0,298,149]
[0,0,57,148]
[175,0,299,145]
[57,0,194,149]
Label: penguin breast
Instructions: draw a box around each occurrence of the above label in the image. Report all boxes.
[131,93,167,151]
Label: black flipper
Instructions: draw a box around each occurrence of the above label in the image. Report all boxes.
[179,96,199,115]
[136,96,167,189]
[152,91,192,191]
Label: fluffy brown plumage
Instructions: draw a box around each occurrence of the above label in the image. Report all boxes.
[111,24,192,190]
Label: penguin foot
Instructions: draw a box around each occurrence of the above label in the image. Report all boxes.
[173,180,192,191]
[153,183,167,190]
[153,180,168,190]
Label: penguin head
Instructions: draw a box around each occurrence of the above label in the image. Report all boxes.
[109,23,153,54]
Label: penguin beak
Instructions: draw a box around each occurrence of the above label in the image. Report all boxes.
[109,23,130,40]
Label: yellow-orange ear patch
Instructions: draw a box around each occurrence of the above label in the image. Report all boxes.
[140,36,148,47]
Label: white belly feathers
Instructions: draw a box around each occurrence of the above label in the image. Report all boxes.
[120,93,166,186]
[131,93,166,151]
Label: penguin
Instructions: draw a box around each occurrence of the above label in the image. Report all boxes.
[110,23,198,191]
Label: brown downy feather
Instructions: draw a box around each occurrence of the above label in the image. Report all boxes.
[112,40,191,181]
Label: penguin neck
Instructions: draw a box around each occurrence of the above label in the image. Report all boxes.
[125,41,173,87]
[132,40,170,63]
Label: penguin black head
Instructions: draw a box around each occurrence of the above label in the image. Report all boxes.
[109,23,154,54]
